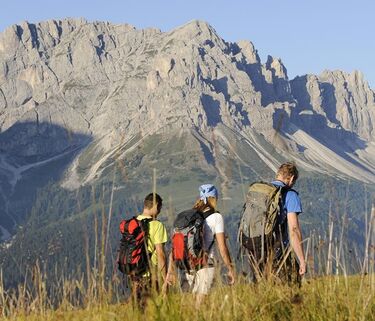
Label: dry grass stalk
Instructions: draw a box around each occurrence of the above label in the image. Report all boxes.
[326,220,334,275]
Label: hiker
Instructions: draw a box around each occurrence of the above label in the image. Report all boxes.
[271,162,306,282]
[165,184,235,305]
[118,193,167,305]
[238,162,306,284]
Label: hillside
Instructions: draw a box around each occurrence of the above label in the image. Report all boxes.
[0,19,374,286]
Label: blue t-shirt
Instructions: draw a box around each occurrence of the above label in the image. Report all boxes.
[271,180,302,245]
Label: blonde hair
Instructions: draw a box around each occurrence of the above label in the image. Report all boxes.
[193,197,217,212]
[276,162,299,181]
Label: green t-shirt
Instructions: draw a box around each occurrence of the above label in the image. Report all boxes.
[137,214,168,266]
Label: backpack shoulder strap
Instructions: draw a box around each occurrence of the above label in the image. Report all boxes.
[270,183,291,204]
[286,187,298,195]
[138,217,152,234]
[136,217,153,256]
[201,208,217,220]
[275,186,295,228]
[278,185,299,207]
[200,209,220,251]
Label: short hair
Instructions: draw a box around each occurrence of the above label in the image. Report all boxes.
[144,193,163,209]
[276,162,299,181]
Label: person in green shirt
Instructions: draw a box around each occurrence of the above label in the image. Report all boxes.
[132,193,167,304]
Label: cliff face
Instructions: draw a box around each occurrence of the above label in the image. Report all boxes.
[0,19,375,239]
[290,70,375,140]
[1,18,374,147]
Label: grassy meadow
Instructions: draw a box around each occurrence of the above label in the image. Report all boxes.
[1,164,374,320]
[0,270,374,321]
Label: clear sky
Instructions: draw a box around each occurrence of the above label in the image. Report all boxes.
[1,0,374,88]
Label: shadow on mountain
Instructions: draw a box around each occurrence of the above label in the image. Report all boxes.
[272,106,369,172]
[0,121,92,235]
[320,82,339,124]
[210,77,229,98]
[280,75,370,171]
[197,139,215,166]
[201,94,222,126]
[202,77,250,126]
[290,75,342,125]
[230,43,292,106]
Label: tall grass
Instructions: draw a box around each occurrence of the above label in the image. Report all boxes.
[0,150,374,320]
[0,267,374,320]
[2,210,374,319]
[0,195,374,320]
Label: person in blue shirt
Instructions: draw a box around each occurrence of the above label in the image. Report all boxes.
[272,162,306,283]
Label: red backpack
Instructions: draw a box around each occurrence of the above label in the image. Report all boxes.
[172,209,215,271]
[117,217,152,277]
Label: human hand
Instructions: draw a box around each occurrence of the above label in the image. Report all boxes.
[227,267,235,285]
[162,271,177,295]
[299,261,307,276]
[165,271,176,286]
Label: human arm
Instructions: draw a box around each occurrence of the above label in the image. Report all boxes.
[165,252,176,284]
[150,221,168,280]
[155,243,167,280]
[161,252,177,294]
[216,232,235,284]
[287,212,306,276]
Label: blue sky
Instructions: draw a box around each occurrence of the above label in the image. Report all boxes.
[1,0,374,88]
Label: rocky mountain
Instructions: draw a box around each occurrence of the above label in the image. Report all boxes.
[0,19,374,283]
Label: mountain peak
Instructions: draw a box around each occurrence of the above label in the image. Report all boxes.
[176,19,216,33]
[168,19,225,48]
[266,55,288,79]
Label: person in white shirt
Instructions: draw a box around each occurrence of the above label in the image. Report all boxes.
[165,184,235,305]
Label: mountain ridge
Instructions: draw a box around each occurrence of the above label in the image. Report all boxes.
[0,18,374,246]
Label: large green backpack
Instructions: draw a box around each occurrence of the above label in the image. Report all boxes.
[238,182,288,264]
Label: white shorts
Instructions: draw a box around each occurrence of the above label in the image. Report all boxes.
[180,267,215,295]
